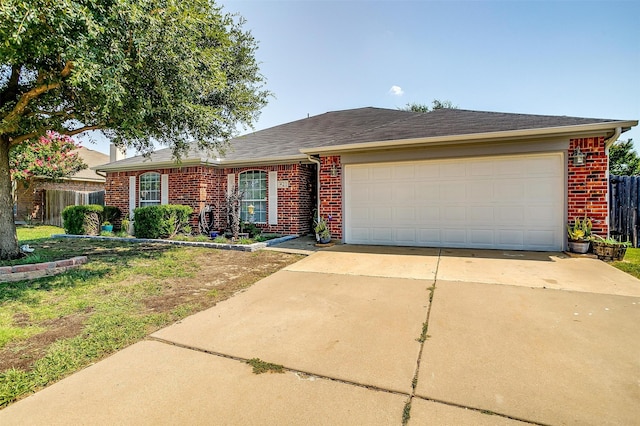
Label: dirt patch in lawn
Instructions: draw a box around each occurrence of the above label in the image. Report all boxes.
[0,249,302,374]
[1,313,89,371]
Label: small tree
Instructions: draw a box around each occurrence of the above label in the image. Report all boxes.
[225,187,244,240]
[10,131,86,181]
[609,138,640,176]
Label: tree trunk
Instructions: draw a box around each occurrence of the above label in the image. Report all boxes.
[0,135,21,260]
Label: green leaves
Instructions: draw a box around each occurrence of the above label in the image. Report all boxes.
[9,131,86,180]
[609,139,640,176]
[1,0,269,153]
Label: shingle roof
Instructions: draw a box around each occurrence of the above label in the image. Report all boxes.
[65,147,110,182]
[96,107,634,171]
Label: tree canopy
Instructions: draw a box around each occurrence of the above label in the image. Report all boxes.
[400,99,458,112]
[609,139,640,176]
[0,0,270,259]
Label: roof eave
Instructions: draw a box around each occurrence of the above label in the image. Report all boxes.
[299,120,638,155]
[94,154,311,172]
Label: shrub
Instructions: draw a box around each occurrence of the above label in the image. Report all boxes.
[242,222,262,238]
[133,205,193,239]
[62,205,104,235]
[102,206,122,225]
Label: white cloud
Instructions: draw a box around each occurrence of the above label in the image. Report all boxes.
[389,85,404,96]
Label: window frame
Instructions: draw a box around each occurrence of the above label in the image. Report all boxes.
[238,170,267,224]
[139,172,161,207]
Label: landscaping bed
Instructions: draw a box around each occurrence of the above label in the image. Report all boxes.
[0,227,302,407]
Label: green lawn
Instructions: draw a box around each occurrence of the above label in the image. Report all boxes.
[611,247,640,279]
[0,226,302,407]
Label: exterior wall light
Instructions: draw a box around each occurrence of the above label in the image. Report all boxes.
[573,146,586,166]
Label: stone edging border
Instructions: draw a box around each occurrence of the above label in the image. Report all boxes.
[51,234,299,252]
[0,256,88,283]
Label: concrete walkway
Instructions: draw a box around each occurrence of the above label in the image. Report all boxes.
[1,245,639,425]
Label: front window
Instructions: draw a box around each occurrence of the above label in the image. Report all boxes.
[139,172,160,207]
[239,170,266,223]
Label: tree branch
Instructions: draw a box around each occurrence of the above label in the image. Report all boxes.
[65,124,105,136]
[9,131,41,146]
[1,61,74,133]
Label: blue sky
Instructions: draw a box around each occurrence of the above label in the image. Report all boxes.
[91,0,640,154]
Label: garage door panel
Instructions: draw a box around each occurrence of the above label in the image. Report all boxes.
[469,206,495,224]
[498,230,525,246]
[373,207,392,221]
[394,185,415,203]
[393,165,415,180]
[345,154,564,251]
[395,228,417,243]
[372,228,393,242]
[372,166,392,180]
[526,230,556,247]
[469,229,495,245]
[440,183,466,199]
[395,206,416,221]
[416,164,440,178]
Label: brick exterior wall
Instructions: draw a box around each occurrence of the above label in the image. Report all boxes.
[567,136,609,236]
[105,163,316,236]
[15,178,105,222]
[103,139,611,243]
[318,155,343,239]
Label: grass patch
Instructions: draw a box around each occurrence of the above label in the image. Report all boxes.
[246,358,285,374]
[612,247,640,279]
[0,235,302,408]
[402,399,412,425]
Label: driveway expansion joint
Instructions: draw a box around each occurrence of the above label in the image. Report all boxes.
[412,395,550,426]
[147,336,411,399]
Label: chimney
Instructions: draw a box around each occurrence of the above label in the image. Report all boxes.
[110,144,126,162]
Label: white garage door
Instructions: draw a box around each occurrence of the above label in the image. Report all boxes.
[344,153,564,251]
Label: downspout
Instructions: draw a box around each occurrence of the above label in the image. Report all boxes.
[604,127,621,151]
[306,154,322,224]
[604,127,621,238]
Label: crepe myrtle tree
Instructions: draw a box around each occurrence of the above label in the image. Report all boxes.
[0,0,269,259]
[10,131,86,181]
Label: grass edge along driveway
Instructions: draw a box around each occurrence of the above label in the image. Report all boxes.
[0,226,302,408]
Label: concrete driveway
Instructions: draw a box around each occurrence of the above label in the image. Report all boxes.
[1,245,639,425]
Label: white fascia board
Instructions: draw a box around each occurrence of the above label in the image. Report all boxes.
[95,154,311,172]
[299,120,638,155]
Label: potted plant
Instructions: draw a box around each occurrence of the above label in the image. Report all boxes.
[101,221,113,232]
[567,216,592,254]
[314,216,331,244]
[590,235,630,261]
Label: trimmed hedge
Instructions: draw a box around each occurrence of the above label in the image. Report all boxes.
[133,205,193,239]
[62,205,104,235]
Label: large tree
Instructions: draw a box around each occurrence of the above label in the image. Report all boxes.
[609,139,640,176]
[0,0,269,259]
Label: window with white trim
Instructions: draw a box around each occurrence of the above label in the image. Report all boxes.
[139,172,161,207]
[239,170,266,223]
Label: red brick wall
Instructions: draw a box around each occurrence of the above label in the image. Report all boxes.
[222,164,315,235]
[105,163,316,236]
[15,178,104,222]
[318,155,343,239]
[567,136,608,236]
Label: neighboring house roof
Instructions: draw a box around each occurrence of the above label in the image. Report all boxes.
[52,147,110,182]
[95,107,637,172]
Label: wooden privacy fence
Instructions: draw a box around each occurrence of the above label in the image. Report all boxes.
[44,189,105,227]
[609,175,639,247]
